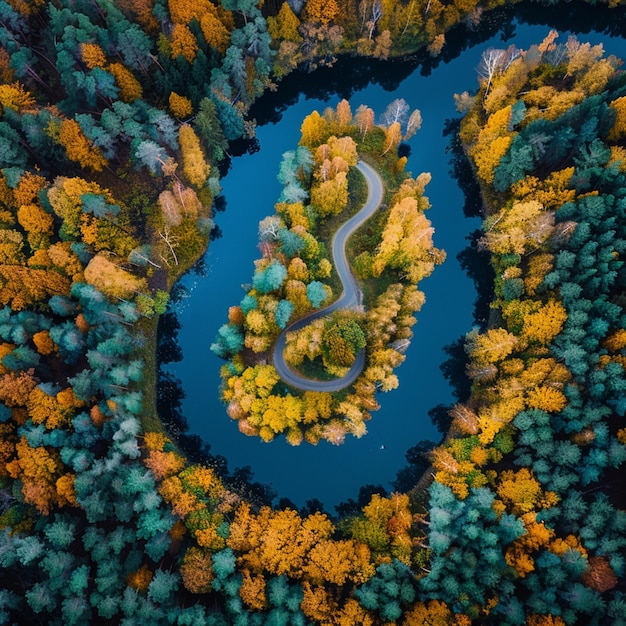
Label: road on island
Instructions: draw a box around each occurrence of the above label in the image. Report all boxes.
[272,160,384,392]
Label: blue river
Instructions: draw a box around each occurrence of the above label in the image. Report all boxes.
[164,13,626,509]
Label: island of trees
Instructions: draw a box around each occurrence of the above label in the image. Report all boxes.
[0,0,624,624]
[211,97,444,445]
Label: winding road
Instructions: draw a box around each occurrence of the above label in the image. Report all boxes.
[272,160,384,391]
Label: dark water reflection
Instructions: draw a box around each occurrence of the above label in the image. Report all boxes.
[162,7,626,509]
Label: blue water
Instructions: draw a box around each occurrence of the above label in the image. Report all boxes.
[165,17,626,509]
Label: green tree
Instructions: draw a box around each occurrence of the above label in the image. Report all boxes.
[194,98,229,163]
[321,314,366,367]
[253,260,287,294]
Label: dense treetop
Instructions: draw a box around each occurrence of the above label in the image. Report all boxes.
[0,0,624,624]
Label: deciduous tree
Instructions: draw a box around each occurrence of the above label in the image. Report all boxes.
[57,119,107,172]
[267,2,302,43]
[354,104,375,140]
[304,0,339,24]
[83,255,147,300]
[465,327,519,365]
[179,124,210,188]
[299,110,329,148]
[170,23,198,62]
[381,121,401,155]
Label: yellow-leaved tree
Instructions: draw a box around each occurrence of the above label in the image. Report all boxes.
[83,254,147,299]
[303,0,339,24]
[108,63,143,102]
[267,2,301,43]
[372,196,444,282]
[469,105,514,184]
[179,124,210,188]
[57,119,107,172]
[0,81,35,111]
[169,91,193,118]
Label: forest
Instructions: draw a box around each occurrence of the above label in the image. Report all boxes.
[0,0,624,624]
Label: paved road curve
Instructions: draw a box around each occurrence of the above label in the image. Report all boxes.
[272,160,384,391]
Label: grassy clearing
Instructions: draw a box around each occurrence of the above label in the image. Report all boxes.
[291,355,340,381]
[136,316,162,433]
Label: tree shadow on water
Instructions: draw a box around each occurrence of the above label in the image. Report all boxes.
[156,310,276,506]
[248,7,521,129]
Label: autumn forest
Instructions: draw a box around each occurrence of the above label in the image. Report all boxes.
[0,0,625,624]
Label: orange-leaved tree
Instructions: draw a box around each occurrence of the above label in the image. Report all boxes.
[57,119,108,172]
